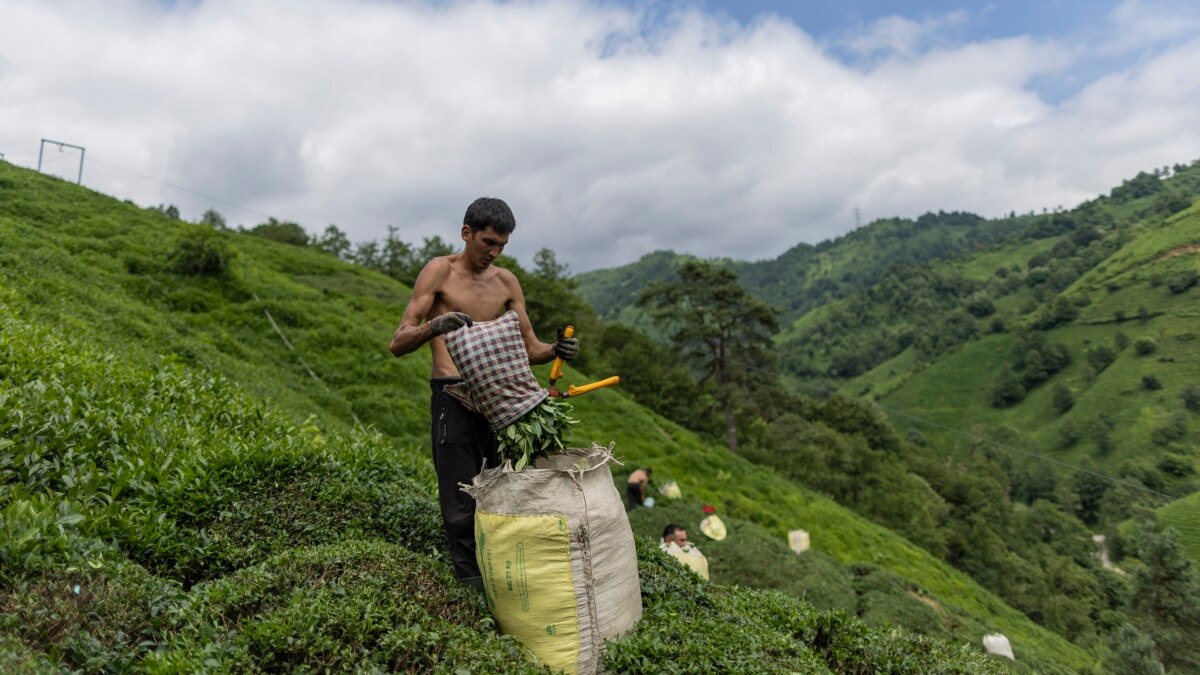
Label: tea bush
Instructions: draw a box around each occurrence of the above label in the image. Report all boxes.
[168,225,232,277]
[150,541,545,673]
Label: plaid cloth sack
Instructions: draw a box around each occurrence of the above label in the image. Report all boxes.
[443,310,548,430]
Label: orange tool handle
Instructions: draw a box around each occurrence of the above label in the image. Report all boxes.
[549,325,574,381]
[567,376,620,397]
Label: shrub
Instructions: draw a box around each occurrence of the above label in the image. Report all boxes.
[1134,338,1158,355]
[991,370,1026,408]
[1059,421,1082,449]
[1086,345,1117,374]
[1052,383,1075,414]
[964,293,995,318]
[1092,419,1114,454]
[0,559,186,672]
[169,226,233,277]
[906,428,929,447]
[1168,269,1198,294]
[1182,384,1200,412]
[1142,375,1163,391]
[152,542,542,673]
[1151,414,1187,446]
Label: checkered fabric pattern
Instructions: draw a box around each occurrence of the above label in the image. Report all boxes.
[443,310,548,430]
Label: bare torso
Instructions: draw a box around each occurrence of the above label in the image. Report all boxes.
[389,227,556,377]
[423,254,514,378]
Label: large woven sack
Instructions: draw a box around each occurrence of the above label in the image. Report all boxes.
[442,310,547,430]
[462,443,642,675]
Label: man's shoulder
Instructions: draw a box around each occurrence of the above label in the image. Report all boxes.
[417,255,454,283]
[494,265,519,283]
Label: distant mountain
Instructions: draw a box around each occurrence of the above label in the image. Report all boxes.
[578,211,1030,325]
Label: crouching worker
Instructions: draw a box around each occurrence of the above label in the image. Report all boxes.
[388,196,579,590]
[627,467,651,510]
[660,523,709,581]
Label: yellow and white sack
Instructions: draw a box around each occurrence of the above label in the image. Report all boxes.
[462,443,642,675]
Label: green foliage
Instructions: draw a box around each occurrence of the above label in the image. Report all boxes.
[965,293,996,318]
[1167,269,1198,294]
[743,413,949,557]
[247,217,310,246]
[1150,413,1187,446]
[1034,296,1079,329]
[1052,383,1074,414]
[1086,344,1117,374]
[1135,337,1158,355]
[198,208,226,229]
[603,540,1006,674]
[625,498,857,614]
[313,224,351,260]
[637,259,779,453]
[1181,384,1200,412]
[168,225,233,277]
[495,397,579,470]
[0,161,1106,672]
[990,332,1070,407]
[152,542,542,673]
[1111,171,1165,203]
[1127,518,1200,673]
[1142,374,1163,391]
[991,369,1026,408]
[592,324,717,439]
[1104,624,1165,675]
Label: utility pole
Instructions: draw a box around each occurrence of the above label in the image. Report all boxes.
[37,139,86,184]
[854,206,861,229]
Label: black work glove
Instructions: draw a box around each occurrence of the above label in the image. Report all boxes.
[429,311,472,336]
[553,327,579,361]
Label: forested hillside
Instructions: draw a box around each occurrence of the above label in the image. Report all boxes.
[0,161,1071,672]
[574,161,1200,672]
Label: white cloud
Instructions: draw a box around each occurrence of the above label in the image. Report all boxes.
[839,10,969,58]
[0,0,1198,272]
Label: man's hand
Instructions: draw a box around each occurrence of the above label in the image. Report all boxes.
[429,311,473,336]
[553,326,579,361]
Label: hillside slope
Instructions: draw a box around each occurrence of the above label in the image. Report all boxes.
[0,162,1090,671]
[864,203,1199,520]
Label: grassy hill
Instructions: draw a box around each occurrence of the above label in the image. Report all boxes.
[855,202,1200,526]
[577,212,1029,325]
[0,161,1087,671]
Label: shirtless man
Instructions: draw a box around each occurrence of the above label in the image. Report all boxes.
[388,197,578,586]
[626,467,651,510]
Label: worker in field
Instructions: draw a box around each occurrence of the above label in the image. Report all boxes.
[388,196,579,589]
[660,523,709,580]
[627,467,651,510]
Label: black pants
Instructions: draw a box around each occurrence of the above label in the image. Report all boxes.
[627,482,643,511]
[430,378,500,580]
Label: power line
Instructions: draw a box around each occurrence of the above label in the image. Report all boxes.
[86,156,275,220]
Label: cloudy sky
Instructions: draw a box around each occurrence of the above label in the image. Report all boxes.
[1,0,1198,271]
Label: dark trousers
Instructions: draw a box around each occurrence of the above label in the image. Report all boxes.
[430,378,500,580]
[627,482,643,511]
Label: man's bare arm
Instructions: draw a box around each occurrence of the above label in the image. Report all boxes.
[503,271,557,365]
[389,260,449,357]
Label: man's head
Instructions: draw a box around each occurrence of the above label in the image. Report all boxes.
[460,197,515,270]
[662,523,688,547]
[463,197,515,235]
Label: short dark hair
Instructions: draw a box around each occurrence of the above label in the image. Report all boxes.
[464,197,515,234]
[663,523,685,540]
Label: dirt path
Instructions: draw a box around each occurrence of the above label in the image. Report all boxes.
[1092,534,1126,575]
